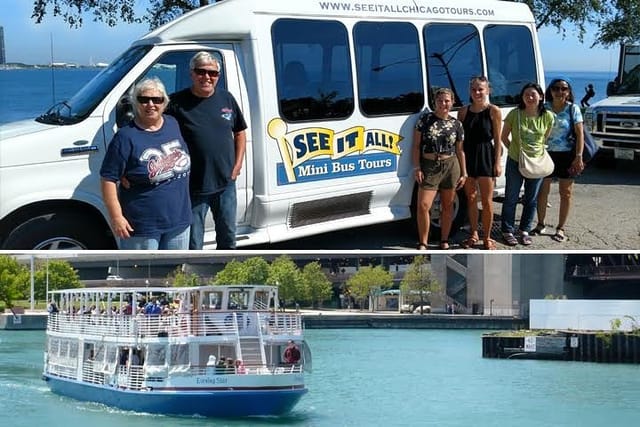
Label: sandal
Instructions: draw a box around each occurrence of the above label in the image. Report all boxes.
[531,223,546,235]
[439,241,450,250]
[483,239,497,250]
[461,235,479,249]
[502,232,518,246]
[417,242,428,250]
[519,230,533,246]
[552,228,566,242]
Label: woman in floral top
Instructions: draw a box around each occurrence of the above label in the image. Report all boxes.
[412,88,467,250]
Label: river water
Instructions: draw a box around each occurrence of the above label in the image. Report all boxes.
[1,329,637,426]
[0,68,616,125]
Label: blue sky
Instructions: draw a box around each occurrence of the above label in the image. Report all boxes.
[1,0,620,72]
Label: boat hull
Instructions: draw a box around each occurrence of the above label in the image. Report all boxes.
[43,375,307,417]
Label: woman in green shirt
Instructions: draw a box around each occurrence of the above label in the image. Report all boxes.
[500,83,554,246]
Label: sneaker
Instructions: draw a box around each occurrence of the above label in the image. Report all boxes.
[518,230,533,246]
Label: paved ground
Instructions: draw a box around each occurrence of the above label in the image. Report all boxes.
[253,158,639,251]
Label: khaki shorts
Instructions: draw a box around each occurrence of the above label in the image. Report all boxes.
[419,156,460,190]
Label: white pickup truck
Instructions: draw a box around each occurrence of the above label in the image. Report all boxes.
[584,44,640,161]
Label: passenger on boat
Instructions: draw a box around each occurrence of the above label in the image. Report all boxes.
[216,357,227,374]
[284,340,301,364]
[226,358,236,374]
[206,355,217,375]
[235,359,246,374]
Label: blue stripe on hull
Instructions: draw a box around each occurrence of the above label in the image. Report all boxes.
[44,375,306,417]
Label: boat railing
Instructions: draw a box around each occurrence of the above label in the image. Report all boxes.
[182,363,304,377]
[47,311,303,339]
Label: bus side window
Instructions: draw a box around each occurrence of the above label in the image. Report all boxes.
[484,25,538,106]
[272,18,354,122]
[354,21,424,116]
[423,23,482,110]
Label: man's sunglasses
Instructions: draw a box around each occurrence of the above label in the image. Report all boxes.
[193,68,220,78]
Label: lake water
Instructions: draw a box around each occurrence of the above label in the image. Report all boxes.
[1,329,637,426]
[0,68,616,125]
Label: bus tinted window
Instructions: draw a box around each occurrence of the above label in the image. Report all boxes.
[272,19,354,122]
[354,21,424,116]
[484,25,537,106]
[423,23,482,109]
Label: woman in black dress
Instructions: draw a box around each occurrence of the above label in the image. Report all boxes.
[458,76,502,250]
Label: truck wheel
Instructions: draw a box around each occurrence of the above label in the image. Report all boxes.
[2,212,115,250]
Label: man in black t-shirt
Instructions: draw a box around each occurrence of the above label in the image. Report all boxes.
[167,51,247,249]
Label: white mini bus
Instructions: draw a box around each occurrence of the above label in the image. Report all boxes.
[0,0,544,249]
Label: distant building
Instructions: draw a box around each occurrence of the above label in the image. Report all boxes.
[0,26,6,65]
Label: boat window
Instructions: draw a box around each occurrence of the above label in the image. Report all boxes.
[94,344,106,363]
[228,290,249,310]
[48,338,60,356]
[254,290,270,310]
[147,345,167,366]
[484,24,537,106]
[354,21,424,116]
[170,344,189,366]
[206,291,223,309]
[273,18,354,122]
[423,23,482,109]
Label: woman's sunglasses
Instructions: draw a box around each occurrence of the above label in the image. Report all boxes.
[137,96,165,105]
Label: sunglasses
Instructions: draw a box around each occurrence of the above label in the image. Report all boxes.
[137,96,165,105]
[551,86,569,92]
[193,68,220,78]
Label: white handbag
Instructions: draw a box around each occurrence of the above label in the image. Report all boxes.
[517,110,554,179]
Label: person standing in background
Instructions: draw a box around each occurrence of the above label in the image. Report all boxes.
[533,78,584,243]
[167,51,247,250]
[580,83,595,108]
[458,76,502,250]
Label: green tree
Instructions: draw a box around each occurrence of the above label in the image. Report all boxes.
[345,265,393,312]
[214,259,247,285]
[31,0,640,46]
[400,255,441,315]
[243,257,270,284]
[0,255,30,309]
[168,266,200,287]
[33,259,83,300]
[32,0,216,30]
[267,255,302,308]
[213,257,269,285]
[300,261,333,308]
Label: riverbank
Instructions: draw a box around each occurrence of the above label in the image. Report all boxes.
[1,309,526,331]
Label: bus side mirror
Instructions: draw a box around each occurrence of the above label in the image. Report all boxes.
[606,80,618,97]
[116,95,134,128]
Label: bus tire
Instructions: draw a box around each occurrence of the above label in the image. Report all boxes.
[2,211,115,250]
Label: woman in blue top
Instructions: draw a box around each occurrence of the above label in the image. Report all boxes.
[533,77,585,242]
[100,77,192,250]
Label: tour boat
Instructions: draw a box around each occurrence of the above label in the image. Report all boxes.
[42,285,310,417]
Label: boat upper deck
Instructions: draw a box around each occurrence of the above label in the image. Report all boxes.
[46,285,303,341]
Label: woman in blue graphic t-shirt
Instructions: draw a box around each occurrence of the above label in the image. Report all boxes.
[100,77,192,250]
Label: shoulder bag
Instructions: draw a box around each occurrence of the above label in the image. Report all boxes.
[517,110,554,179]
[568,103,599,163]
